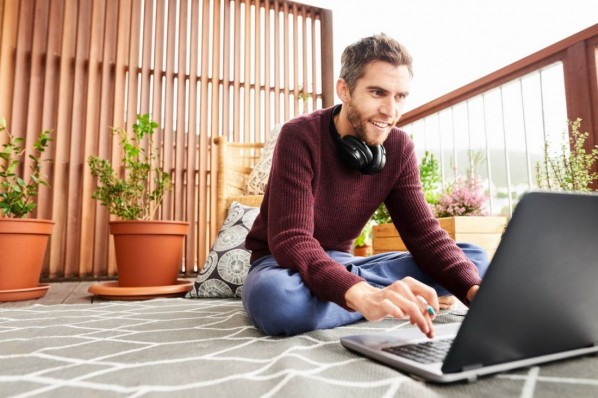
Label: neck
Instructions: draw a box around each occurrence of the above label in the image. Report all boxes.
[333,104,354,138]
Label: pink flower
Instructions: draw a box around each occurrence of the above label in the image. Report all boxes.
[434,175,488,217]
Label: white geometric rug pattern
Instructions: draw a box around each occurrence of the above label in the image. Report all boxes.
[1,298,597,397]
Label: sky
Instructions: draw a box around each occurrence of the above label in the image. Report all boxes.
[299,0,598,111]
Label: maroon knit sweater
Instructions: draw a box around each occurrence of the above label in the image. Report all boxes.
[245,106,481,309]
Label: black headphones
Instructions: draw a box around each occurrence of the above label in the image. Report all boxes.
[330,105,386,175]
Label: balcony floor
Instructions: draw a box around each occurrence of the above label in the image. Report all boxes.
[0,279,195,308]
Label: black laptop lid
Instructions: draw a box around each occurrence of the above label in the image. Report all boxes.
[442,191,598,373]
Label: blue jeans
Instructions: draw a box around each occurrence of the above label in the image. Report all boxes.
[242,243,489,336]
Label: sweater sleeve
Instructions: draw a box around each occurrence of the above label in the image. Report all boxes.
[264,122,365,308]
[385,135,482,303]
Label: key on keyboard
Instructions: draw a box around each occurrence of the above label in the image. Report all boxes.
[382,338,454,364]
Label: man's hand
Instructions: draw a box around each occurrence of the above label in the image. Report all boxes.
[466,285,479,303]
[344,278,439,338]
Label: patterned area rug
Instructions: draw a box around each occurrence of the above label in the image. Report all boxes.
[1,298,597,397]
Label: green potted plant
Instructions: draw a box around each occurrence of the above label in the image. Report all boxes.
[0,118,54,301]
[535,118,598,192]
[88,114,189,291]
[353,220,372,257]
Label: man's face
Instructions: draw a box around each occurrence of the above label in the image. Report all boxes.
[338,61,411,146]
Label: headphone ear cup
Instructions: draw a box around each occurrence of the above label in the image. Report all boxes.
[337,135,373,169]
[360,145,386,175]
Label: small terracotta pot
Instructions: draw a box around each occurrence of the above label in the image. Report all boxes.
[353,245,372,257]
[0,218,54,290]
[110,220,189,287]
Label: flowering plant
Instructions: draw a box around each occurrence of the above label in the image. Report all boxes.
[434,174,488,217]
[434,150,488,217]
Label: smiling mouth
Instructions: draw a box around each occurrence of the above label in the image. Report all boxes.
[370,120,391,129]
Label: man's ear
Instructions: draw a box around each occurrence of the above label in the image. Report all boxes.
[336,79,350,102]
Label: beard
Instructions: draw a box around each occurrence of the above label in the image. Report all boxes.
[345,101,392,146]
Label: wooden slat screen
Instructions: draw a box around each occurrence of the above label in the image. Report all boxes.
[0,0,334,280]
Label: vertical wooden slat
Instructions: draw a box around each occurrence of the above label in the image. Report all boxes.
[263,0,271,135]
[301,7,308,114]
[319,8,334,108]
[222,0,231,139]
[138,1,158,219]
[174,0,189,222]
[253,0,261,140]
[125,0,142,130]
[243,0,251,141]
[10,0,34,140]
[139,0,154,115]
[185,0,200,274]
[79,0,107,277]
[37,0,64,223]
[0,0,18,121]
[282,2,289,121]
[48,0,78,277]
[208,0,222,252]
[0,0,4,55]
[292,3,298,116]
[106,0,133,276]
[161,0,176,216]
[63,0,92,276]
[273,0,280,125]
[564,42,596,149]
[232,0,241,142]
[206,0,218,246]
[23,0,49,189]
[200,0,213,243]
[92,0,119,277]
[149,0,166,220]
[311,11,318,108]
[151,0,165,133]
[29,0,55,279]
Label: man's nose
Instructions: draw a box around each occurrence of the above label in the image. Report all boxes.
[380,97,397,117]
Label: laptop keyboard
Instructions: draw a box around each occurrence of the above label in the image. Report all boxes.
[382,338,454,364]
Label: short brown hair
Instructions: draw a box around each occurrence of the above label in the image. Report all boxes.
[339,33,413,92]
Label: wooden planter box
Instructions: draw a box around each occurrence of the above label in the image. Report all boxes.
[372,216,507,259]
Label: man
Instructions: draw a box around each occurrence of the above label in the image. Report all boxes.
[243,34,488,337]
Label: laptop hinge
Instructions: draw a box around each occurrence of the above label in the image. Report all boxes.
[461,363,483,372]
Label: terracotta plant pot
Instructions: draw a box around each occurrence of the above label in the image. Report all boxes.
[110,220,189,287]
[353,245,372,257]
[0,218,53,298]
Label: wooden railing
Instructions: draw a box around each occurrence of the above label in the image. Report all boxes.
[400,24,598,142]
[398,24,598,213]
[0,0,334,280]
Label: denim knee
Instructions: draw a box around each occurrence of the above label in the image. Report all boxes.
[242,266,316,336]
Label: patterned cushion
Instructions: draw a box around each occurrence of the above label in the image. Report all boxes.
[244,124,282,195]
[187,201,259,298]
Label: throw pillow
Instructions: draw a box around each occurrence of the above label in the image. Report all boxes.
[244,124,282,195]
[187,201,259,298]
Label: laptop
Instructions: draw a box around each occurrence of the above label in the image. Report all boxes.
[340,191,598,383]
